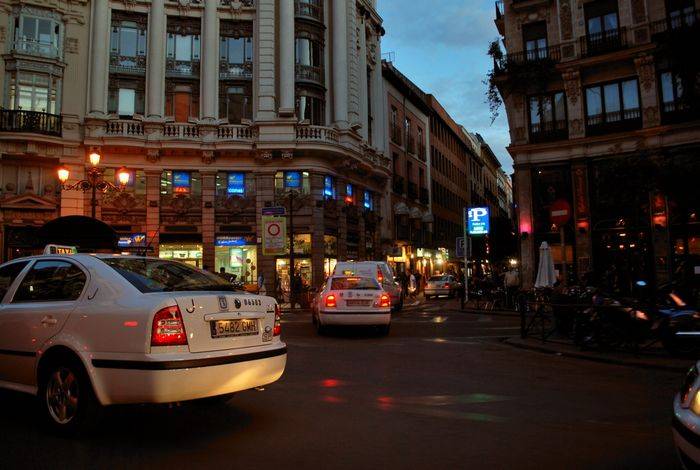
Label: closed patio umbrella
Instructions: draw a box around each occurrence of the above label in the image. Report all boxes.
[535,241,557,288]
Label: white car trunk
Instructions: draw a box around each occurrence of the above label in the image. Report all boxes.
[173,293,276,353]
[332,290,382,311]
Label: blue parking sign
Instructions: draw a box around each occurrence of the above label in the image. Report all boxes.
[467,207,490,235]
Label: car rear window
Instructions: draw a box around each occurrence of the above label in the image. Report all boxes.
[102,258,236,293]
[429,276,449,282]
[330,277,380,290]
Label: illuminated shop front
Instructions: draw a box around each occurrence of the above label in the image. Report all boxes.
[275,234,313,294]
[159,242,203,267]
[324,234,337,278]
[214,235,258,283]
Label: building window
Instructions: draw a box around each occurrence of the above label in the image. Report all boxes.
[12,12,61,58]
[172,171,191,195]
[528,92,567,141]
[585,79,641,133]
[227,172,246,195]
[667,0,696,29]
[363,191,374,211]
[584,0,621,55]
[219,85,252,123]
[6,71,59,114]
[522,21,548,60]
[166,20,201,77]
[324,175,336,199]
[295,37,324,83]
[160,170,201,196]
[390,107,401,144]
[220,36,253,79]
[274,171,310,195]
[110,16,147,73]
[345,183,355,205]
[297,92,325,125]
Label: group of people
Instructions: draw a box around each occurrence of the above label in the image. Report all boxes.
[397,270,423,301]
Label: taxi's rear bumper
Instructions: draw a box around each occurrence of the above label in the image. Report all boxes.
[319,310,390,326]
[86,344,287,405]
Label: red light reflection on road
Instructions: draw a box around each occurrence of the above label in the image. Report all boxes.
[377,396,395,411]
[321,378,342,388]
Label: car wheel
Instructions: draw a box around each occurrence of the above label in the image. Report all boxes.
[315,316,327,335]
[378,324,391,336]
[39,357,99,436]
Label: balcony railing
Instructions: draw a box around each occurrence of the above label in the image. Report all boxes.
[392,176,405,195]
[221,0,255,6]
[390,124,402,145]
[105,119,145,137]
[110,53,147,74]
[12,39,60,59]
[218,124,257,141]
[163,122,200,139]
[0,109,62,136]
[505,45,561,65]
[296,125,338,143]
[295,64,324,84]
[407,182,418,200]
[586,107,641,136]
[166,58,201,77]
[529,119,568,143]
[219,61,253,80]
[650,10,699,36]
[661,99,700,124]
[580,27,627,57]
[419,187,429,205]
[295,0,323,21]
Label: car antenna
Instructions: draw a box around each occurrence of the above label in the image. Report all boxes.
[141,230,160,257]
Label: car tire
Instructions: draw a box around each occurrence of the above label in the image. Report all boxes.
[314,316,327,335]
[378,324,391,336]
[38,356,99,436]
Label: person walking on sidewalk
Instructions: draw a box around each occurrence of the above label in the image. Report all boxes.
[504,267,520,309]
[408,271,418,302]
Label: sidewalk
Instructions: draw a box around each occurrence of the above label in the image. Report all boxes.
[503,336,694,372]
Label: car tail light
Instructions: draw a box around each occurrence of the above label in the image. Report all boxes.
[151,305,187,346]
[325,294,337,308]
[274,303,282,336]
[377,267,384,283]
[444,283,450,288]
[379,294,391,308]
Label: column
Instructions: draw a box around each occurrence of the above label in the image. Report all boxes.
[572,163,593,280]
[370,34,386,152]
[145,169,163,257]
[201,171,217,270]
[201,0,220,121]
[332,0,348,127]
[635,55,661,128]
[310,173,325,287]
[563,69,585,139]
[514,165,535,288]
[256,0,277,120]
[279,0,295,116]
[146,0,166,119]
[88,0,110,116]
[357,19,369,140]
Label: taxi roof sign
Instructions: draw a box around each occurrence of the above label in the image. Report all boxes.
[43,245,78,255]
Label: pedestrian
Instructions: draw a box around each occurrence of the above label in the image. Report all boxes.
[218,267,233,282]
[504,267,520,309]
[257,272,266,295]
[408,271,417,302]
[414,270,422,295]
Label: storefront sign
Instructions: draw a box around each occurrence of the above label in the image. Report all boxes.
[262,216,286,256]
[227,172,245,195]
[215,235,255,247]
[173,171,191,194]
[118,233,147,248]
[262,206,286,216]
[466,207,490,235]
[284,171,301,189]
[573,168,588,218]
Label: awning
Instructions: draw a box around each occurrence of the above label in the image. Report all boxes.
[37,216,118,252]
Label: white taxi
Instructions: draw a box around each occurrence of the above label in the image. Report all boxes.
[673,362,700,467]
[0,247,286,434]
[311,276,391,335]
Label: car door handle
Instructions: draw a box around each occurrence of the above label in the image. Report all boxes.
[41,316,58,326]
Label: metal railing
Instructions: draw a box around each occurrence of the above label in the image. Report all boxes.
[12,39,60,58]
[219,61,253,80]
[580,27,627,57]
[166,58,201,77]
[109,54,146,74]
[295,64,324,84]
[529,119,568,143]
[221,0,254,5]
[650,10,699,35]
[0,109,62,136]
[586,107,641,135]
[505,45,561,65]
[295,0,323,21]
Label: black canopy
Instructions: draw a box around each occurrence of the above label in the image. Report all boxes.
[37,216,117,252]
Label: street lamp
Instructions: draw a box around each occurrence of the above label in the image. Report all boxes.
[58,151,131,219]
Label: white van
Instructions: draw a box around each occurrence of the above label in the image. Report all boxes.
[333,261,403,311]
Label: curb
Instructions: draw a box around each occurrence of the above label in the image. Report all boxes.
[502,337,691,373]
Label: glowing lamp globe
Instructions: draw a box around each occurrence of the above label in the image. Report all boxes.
[57,166,70,184]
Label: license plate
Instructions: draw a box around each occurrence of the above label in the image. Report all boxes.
[210,319,259,338]
[346,300,371,306]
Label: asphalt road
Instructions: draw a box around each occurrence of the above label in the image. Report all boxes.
[0,298,686,469]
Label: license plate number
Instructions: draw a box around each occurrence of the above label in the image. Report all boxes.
[210,319,259,338]
[346,300,370,306]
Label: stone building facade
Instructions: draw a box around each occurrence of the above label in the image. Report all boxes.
[494,0,700,290]
[0,0,390,294]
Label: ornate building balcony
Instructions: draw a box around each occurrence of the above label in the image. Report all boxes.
[529,119,568,143]
[295,0,324,22]
[12,39,60,59]
[0,109,62,137]
[651,10,699,37]
[110,53,146,75]
[166,58,201,78]
[585,108,641,136]
[296,125,338,144]
[580,28,627,58]
[163,123,200,139]
[105,119,145,137]
[220,0,255,6]
[218,124,257,141]
[295,64,325,85]
[504,45,561,66]
[219,61,253,80]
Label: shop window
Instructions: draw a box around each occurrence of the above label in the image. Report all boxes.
[159,243,203,268]
[103,169,146,194]
[286,234,312,255]
[227,172,245,195]
[363,191,374,211]
[324,175,336,199]
[161,170,201,196]
[274,171,310,195]
[215,237,257,283]
[345,183,355,205]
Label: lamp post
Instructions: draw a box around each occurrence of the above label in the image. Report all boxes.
[57,151,131,219]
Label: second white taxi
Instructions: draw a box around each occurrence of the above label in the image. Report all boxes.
[311,275,392,335]
[0,248,286,435]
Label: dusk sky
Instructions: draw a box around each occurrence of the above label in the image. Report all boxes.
[378,0,514,174]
